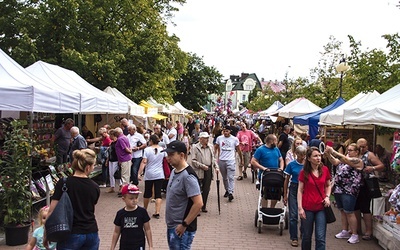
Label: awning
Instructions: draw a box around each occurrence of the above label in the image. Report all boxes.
[139,100,154,108]
[150,114,168,120]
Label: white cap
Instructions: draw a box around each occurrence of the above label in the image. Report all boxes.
[199,132,210,138]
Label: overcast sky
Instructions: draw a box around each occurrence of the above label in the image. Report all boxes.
[167,0,400,81]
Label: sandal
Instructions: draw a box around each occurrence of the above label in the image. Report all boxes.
[362,234,372,241]
[237,176,243,181]
[291,240,298,247]
[152,214,160,219]
[242,171,247,178]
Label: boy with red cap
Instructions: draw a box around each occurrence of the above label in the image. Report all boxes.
[111,184,153,250]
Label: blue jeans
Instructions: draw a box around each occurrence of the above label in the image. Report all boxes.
[130,157,142,185]
[57,232,100,250]
[288,183,299,240]
[167,228,196,250]
[301,210,326,250]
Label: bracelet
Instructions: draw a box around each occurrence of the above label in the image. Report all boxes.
[373,166,376,171]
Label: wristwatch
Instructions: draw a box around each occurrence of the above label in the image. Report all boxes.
[182,221,189,227]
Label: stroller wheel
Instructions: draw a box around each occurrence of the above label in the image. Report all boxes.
[254,210,258,228]
[284,212,289,230]
[258,220,262,233]
[279,222,284,235]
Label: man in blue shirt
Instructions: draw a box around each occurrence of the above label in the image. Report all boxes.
[251,134,284,208]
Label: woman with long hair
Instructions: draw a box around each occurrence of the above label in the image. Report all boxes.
[138,134,166,219]
[285,137,303,166]
[298,147,332,250]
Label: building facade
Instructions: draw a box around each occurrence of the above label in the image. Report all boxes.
[209,73,262,113]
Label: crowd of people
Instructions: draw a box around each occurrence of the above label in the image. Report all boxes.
[41,114,387,249]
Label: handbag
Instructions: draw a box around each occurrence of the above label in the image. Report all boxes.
[163,157,171,179]
[364,176,382,198]
[310,175,336,224]
[114,164,121,179]
[45,177,73,242]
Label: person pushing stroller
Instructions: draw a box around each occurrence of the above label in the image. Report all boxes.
[251,134,284,208]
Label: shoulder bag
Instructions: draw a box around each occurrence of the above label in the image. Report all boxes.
[45,177,74,242]
[310,174,336,224]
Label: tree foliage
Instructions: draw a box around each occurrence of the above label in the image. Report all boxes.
[347,34,400,94]
[174,53,224,111]
[0,0,188,103]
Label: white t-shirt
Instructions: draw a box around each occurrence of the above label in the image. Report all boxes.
[143,146,166,180]
[127,132,146,158]
[216,135,239,161]
[166,127,177,142]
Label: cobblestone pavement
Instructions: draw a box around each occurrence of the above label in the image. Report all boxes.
[1,167,382,250]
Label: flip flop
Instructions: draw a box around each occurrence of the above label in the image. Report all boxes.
[237,176,243,180]
[362,234,372,240]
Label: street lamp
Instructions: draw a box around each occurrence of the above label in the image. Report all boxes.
[335,57,350,98]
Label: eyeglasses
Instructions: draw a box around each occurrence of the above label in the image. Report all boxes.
[347,149,355,152]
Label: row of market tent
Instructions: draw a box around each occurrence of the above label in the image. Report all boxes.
[257,85,400,139]
[0,49,193,122]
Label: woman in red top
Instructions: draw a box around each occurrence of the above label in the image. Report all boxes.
[298,147,331,250]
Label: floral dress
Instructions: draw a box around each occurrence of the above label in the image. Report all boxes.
[334,163,362,197]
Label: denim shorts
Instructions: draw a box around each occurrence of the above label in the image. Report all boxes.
[334,193,357,213]
[167,228,196,250]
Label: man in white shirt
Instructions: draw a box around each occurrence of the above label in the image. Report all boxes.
[215,126,243,202]
[166,121,177,143]
[153,124,169,146]
[127,124,147,185]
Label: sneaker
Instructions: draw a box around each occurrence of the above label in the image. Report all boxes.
[228,193,234,202]
[223,191,229,198]
[335,230,351,239]
[99,184,106,188]
[291,240,298,247]
[347,234,359,244]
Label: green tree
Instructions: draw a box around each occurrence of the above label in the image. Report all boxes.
[0,0,188,102]
[309,36,346,106]
[347,34,400,94]
[174,53,223,111]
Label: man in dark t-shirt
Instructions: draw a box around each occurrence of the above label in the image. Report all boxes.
[278,125,291,166]
[185,117,196,137]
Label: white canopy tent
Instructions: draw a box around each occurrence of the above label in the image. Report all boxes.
[147,97,181,115]
[26,61,128,114]
[319,91,380,126]
[103,87,145,116]
[276,97,321,119]
[0,49,79,113]
[344,84,400,128]
[174,102,193,114]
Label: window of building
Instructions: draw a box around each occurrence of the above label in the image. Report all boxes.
[242,94,246,101]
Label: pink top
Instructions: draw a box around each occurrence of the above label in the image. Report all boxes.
[177,123,184,135]
[237,130,257,152]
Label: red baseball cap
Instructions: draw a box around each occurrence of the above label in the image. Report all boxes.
[121,184,141,195]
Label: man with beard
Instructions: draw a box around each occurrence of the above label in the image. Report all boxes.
[251,134,284,208]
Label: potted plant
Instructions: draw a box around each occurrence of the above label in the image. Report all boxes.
[0,119,33,246]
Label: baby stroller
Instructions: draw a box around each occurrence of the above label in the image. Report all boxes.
[254,169,288,235]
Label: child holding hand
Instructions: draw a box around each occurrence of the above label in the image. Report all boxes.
[26,206,57,250]
[111,184,153,250]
